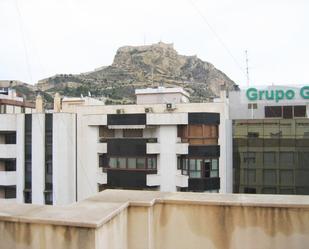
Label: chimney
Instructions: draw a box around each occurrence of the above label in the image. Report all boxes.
[53,92,61,112]
[35,94,44,113]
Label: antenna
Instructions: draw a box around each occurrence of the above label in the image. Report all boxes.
[245,50,250,87]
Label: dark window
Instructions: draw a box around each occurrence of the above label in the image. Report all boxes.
[99,126,115,138]
[45,114,53,204]
[248,103,257,109]
[5,160,16,171]
[5,133,16,144]
[24,114,32,198]
[265,106,282,118]
[283,106,293,119]
[294,106,306,117]
[5,186,16,198]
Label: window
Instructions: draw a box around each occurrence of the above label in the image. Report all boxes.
[178,125,219,145]
[294,106,306,117]
[180,158,219,179]
[243,152,256,166]
[243,169,256,183]
[5,160,16,171]
[136,158,145,169]
[248,103,257,109]
[5,186,16,198]
[264,152,276,165]
[148,157,156,170]
[118,158,126,168]
[279,152,294,167]
[123,129,143,138]
[128,158,136,169]
[280,170,293,186]
[5,133,16,144]
[265,106,282,118]
[283,106,293,119]
[107,157,156,170]
[24,191,32,203]
[263,169,277,185]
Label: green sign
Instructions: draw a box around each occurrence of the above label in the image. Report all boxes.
[246,87,309,102]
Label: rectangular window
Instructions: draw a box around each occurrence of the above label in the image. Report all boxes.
[136,158,145,169]
[243,169,256,183]
[280,170,294,186]
[118,158,126,169]
[123,129,143,138]
[263,169,277,185]
[283,106,293,119]
[148,157,156,170]
[128,158,136,169]
[294,106,306,117]
[109,158,117,168]
[5,133,16,144]
[5,186,16,199]
[45,114,53,204]
[279,152,294,167]
[264,152,276,165]
[248,103,257,109]
[265,106,282,118]
[24,114,32,203]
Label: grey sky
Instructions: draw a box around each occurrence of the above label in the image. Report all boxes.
[0,0,308,87]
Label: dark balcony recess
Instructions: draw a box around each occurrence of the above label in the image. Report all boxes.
[107,138,150,156]
[188,145,220,157]
[107,114,146,126]
[107,169,157,188]
[188,177,220,191]
[188,113,220,125]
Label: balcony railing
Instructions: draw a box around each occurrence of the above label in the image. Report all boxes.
[188,177,220,191]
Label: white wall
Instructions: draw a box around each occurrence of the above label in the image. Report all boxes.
[31,114,45,204]
[157,126,178,192]
[77,115,100,201]
[53,113,76,205]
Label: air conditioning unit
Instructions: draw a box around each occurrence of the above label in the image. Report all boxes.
[116,109,124,114]
[166,103,176,111]
[145,107,153,113]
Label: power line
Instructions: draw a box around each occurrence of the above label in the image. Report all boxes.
[187,0,247,77]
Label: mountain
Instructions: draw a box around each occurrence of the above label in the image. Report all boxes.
[14,42,239,104]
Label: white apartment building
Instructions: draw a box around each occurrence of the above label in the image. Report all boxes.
[0,87,233,205]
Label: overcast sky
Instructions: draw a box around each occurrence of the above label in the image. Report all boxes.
[0,0,308,88]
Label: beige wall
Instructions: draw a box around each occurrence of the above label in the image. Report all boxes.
[0,190,308,249]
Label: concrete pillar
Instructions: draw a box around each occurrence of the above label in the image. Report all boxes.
[53,93,61,112]
[35,95,44,113]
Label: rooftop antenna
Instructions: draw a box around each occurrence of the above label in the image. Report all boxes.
[245,50,250,87]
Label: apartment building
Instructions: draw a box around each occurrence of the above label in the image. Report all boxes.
[230,86,309,194]
[0,86,232,204]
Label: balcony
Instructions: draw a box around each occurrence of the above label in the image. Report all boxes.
[146,174,161,186]
[0,171,16,186]
[107,169,157,188]
[0,144,16,159]
[188,177,220,191]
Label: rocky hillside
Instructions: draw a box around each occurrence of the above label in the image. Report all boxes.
[20,42,239,104]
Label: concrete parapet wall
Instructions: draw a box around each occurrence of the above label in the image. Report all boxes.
[0,190,309,249]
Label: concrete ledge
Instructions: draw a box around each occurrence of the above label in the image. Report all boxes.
[146,174,161,186]
[0,144,16,159]
[85,114,107,126]
[0,190,309,229]
[97,143,107,154]
[175,143,188,154]
[175,174,188,187]
[147,113,188,125]
[146,143,160,154]
[0,114,16,131]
